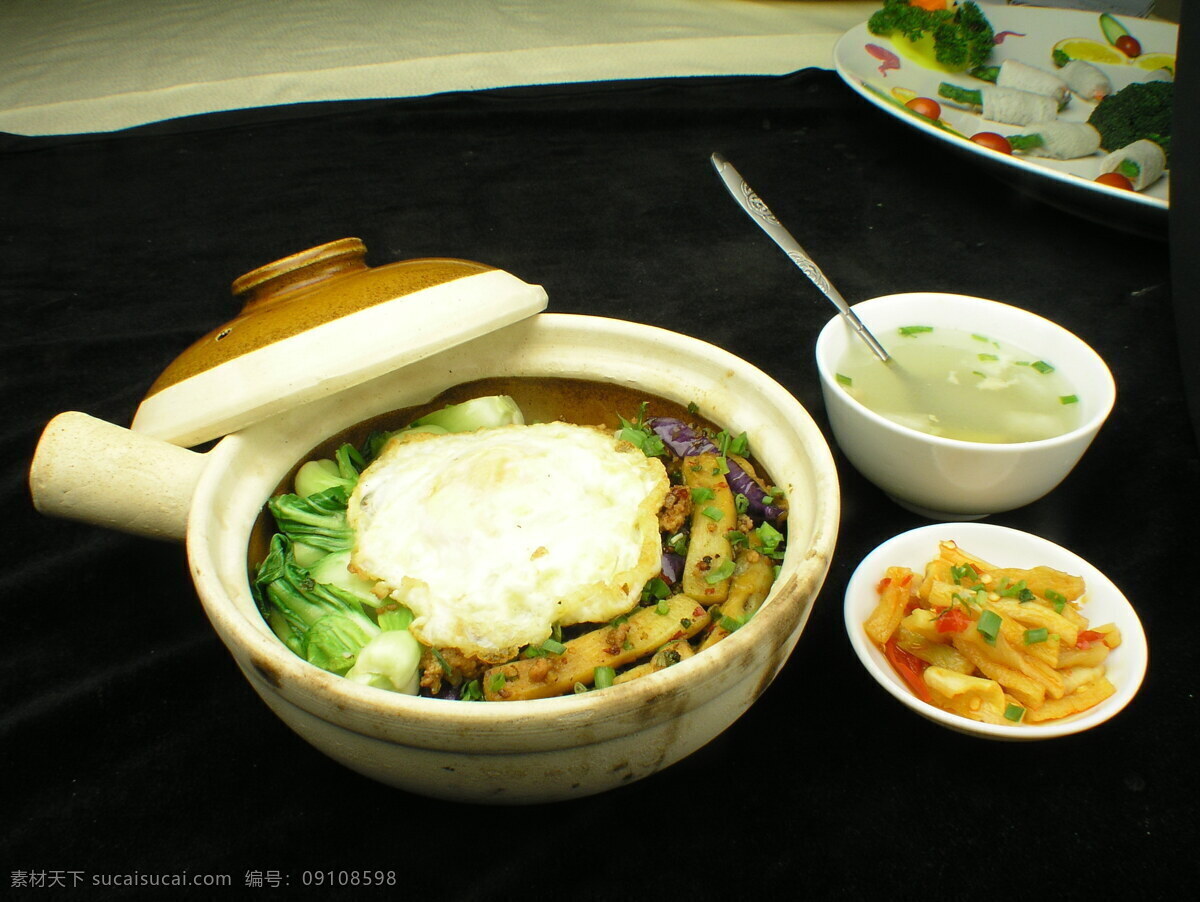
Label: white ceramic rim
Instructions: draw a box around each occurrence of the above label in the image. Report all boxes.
[815,292,1117,452]
[187,312,841,744]
[844,522,1148,740]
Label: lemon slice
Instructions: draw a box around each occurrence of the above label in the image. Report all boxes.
[1052,38,1127,65]
[1134,53,1175,74]
[891,33,969,73]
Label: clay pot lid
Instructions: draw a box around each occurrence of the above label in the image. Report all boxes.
[130,238,548,446]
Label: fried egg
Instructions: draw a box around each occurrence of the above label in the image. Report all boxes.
[346,422,669,662]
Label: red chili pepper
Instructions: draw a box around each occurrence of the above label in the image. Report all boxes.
[936,607,970,634]
[877,577,892,593]
[1076,629,1104,649]
[885,637,932,703]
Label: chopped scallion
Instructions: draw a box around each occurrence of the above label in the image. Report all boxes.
[836,373,853,386]
[593,666,616,689]
[1045,589,1067,613]
[755,521,785,556]
[977,609,1002,644]
[706,559,736,584]
[899,325,934,337]
[640,576,670,604]
[1024,627,1049,645]
[1003,704,1025,723]
[691,486,715,503]
[1060,394,1079,405]
[998,579,1027,598]
[950,564,974,583]
[716,429,749,457]
[702,506,724,522]
[1031,360,1055,375]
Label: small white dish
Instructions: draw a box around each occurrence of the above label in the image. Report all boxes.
[844,522,1147,740]
[816,292,1115,520]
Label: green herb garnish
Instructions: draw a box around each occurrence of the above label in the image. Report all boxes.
[706,559,736,584]
[977,609,1002,644]
[641,576,670,606]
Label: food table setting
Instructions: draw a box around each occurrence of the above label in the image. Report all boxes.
[2,1,1197,898]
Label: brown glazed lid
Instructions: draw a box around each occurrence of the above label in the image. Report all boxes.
[130,238,548,446]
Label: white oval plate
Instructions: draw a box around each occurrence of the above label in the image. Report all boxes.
[845,522,1148,740]
[833,4,1176,214]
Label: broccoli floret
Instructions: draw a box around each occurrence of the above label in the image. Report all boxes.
[1087,80,1173,160]
[868,1,995,71]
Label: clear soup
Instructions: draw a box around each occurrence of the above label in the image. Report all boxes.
[835,326,1082,444]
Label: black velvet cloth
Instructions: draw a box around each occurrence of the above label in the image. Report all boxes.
[3,65,1197,900]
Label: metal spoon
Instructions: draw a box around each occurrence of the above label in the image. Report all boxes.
[710,152,891,363]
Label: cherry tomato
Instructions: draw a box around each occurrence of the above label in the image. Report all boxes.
[970,132,1012,154]
[905,96,942,120]
[1095,171,1134,191]
[1115,34,1142,58]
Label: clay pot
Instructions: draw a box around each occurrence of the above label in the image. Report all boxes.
[30,239,839,803]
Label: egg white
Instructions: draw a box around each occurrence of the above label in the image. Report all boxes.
[346,422,669,662]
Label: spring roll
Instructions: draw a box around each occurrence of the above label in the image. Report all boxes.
[1014,122,1102,160]
[1099,139,1167,190]
[996,60,1070,108]
[980,87,1060,127]
[1058,60,1112,102]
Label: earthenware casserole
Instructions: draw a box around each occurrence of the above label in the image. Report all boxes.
[30,239,840,803]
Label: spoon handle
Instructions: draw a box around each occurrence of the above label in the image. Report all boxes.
[710,153,890,363]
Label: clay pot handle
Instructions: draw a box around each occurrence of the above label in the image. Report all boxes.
[29,412,207,542]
